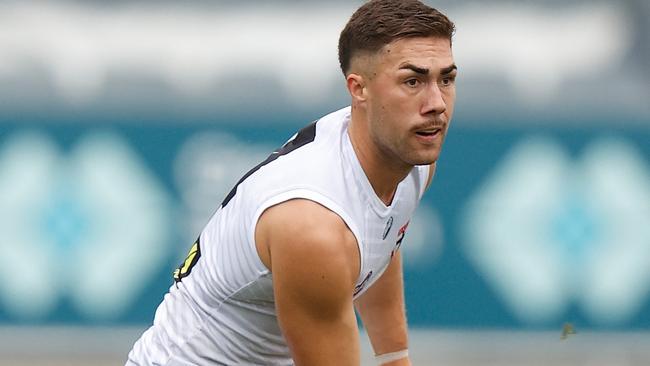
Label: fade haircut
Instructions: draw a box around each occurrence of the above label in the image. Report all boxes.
[338,0,455,75]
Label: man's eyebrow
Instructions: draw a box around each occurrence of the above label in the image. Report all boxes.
[441,64,458,74]
[399,63,458,75]
[398,63,429,75]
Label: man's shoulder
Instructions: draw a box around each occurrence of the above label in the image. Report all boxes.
[260,199,360,301]
[260,199,356,247]
[257,199,359,271]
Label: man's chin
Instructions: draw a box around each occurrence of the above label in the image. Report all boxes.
[410,155,439,166]
[399,148,440,167]
[413,159,437,166]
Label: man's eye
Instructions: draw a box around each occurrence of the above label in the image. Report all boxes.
[441,76,456,86]
[405,79,419,87]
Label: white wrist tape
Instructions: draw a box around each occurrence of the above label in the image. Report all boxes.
[374,349,409,365]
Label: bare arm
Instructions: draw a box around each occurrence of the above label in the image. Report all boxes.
[255,199,361,366]
[354,163,435,365]
[355,251,410,366]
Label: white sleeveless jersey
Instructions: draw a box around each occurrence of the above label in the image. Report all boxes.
[127,107,429,365]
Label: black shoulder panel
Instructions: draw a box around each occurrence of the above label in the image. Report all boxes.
[220,121,318,208]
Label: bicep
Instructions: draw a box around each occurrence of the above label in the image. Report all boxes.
[259,199,361,366]
[273,255,359,366]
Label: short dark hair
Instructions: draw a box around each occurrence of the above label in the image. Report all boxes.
[338,0,455,75]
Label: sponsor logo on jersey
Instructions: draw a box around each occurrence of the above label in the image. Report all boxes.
[353,270,373,296]
[382,216,394,240]
[391,221,410,258]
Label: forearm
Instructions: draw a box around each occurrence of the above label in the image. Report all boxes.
[360,303,408,355]
[355,252,409,356]
[283,310,360,366]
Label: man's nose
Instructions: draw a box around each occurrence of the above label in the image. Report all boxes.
[421,83,446,116]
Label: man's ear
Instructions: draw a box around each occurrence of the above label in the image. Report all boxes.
[346,73,367,104]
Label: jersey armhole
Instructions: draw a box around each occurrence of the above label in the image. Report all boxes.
[249,189,364,279]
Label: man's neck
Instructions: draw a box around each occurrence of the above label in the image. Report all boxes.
[348,112,412,206]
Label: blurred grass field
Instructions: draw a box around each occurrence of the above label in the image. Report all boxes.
[1,327,649,366]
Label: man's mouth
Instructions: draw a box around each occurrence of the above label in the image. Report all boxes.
[415,128,442,137]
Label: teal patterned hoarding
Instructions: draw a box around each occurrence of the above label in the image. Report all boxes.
[0,116,649,330]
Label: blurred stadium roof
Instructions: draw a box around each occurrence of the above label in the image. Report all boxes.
[0,0,648,125]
